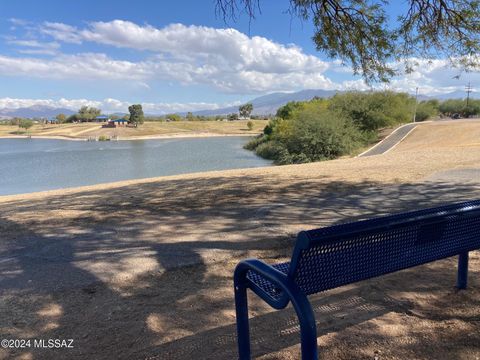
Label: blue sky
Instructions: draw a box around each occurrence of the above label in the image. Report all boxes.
[0,1,478,114]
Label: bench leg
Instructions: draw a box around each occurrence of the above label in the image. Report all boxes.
[290,293,318,360]
[457,251,469,290]
[234,282,251,359]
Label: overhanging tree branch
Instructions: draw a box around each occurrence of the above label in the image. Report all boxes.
[215,0,480,83]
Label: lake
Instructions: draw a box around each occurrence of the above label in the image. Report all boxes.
[0,137,271,196]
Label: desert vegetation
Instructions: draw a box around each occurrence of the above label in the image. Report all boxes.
[245,91,480,165]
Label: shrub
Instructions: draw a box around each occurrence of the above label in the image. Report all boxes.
[329,91,414,131]
[98,135,110,141]
[276,101,304,119]
[255,141,286,160]
[19,119,33,131]
[228,113,239,121]
[263,123,273,135]
[415,100,439,121]
[438,98,480,117]
[244,135,267,150]
[248,105,363,164]
[165,114,182,122]
[278,108,362,162]
[247,120,254,130]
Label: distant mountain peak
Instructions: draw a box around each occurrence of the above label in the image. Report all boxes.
[192,89,339,116]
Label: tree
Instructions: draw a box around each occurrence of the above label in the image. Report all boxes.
[165,113,182,122]
[438,98,480,117]
[19,119,33,132]
[77,106,101,122]
[186,112,195,121]
[228,113,239,120]
[215,0,480,82]
[128,104,145,127]
[56,114,66,123]
[239,103,253,118]
[10,117,21,126]
[66,114,77,123]
[276,101,304,119]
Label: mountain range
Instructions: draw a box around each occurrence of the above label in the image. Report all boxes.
[0,89,478,119]
[0,105,75,120]
[192,89,339,116]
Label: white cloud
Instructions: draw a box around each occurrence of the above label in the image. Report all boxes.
[7,39,60,56]
[0,97,101,110]
[0,97,227,114]
[40,22,83,44]
[383,58,480,95]
[3,19,479,96]
[0,54,150,81]
[78,21,329,73]
[33,20,334,93]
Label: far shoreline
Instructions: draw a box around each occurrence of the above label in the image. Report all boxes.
[0,132,257,142]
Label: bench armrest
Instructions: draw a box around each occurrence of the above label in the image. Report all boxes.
[234,259,293,309]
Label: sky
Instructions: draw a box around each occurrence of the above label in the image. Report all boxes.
[0,0,478,114]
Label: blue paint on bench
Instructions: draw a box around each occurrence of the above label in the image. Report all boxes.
[234,200,480,359]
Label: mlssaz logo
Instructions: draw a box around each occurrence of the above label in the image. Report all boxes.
[34,339,74,348]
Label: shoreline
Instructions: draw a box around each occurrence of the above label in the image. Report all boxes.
[0,165,275,202]
[0,132,257,142]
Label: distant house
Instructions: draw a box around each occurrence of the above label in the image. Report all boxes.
[95,115,110,122]
[102,118,128,128]
[45,117,58,124]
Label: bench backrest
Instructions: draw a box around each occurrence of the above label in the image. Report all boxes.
[288,201,480,295]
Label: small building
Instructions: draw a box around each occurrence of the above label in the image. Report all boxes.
[45,117,58,124]
[113,119,128,126]
[95,115,110,122]
[102,118,129,128]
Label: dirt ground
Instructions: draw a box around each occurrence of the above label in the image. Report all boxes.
[0,120,267,140]
[0,120,480,359]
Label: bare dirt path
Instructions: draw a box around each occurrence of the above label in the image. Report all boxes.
[1,120,480,359]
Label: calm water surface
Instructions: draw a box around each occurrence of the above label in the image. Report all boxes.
[0,137,271,195]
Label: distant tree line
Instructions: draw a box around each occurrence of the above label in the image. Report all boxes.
[52,105,145,126]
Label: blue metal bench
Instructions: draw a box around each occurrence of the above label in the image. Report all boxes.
[234,200,480,359]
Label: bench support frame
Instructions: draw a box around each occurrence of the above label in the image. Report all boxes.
[457,251,469,289]
[234,259,317,360]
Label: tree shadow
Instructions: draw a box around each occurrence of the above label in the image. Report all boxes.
[0,175,479,359]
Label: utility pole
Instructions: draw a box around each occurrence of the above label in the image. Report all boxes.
[465,82,473,117]
[413,87,419,123]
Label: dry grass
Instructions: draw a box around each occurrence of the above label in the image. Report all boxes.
[0,120,268,140]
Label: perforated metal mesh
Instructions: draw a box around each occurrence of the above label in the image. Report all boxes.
[247,262,289,299]
[294,201,480,295]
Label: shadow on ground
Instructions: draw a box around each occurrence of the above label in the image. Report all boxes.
[0,175,479,359]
